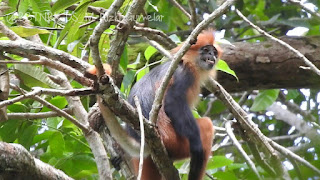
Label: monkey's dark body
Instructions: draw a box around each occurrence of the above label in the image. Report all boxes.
[127,60,213,180]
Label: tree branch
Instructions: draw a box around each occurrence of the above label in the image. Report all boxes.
[225,121,261,179]
[0,142,72,180]
[89,0,125,77]
[288,0,320,20]
[236,9,320,76]
[206,79,289,178]
[7,108,72,120]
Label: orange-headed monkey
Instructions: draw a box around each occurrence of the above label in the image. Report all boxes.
[94,30,221,180]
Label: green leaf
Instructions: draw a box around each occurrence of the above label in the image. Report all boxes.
[46,117,64,129]
[33,130,55,144]
[250,89,280,112]
[98,33,110,63]
[121,70,136,94]
[286,90,300,101]
[213,171,237,180]
[19,125,38,149]
[7,0,18,14]
[227,163,247,170]
[16,0,29,16]
[41,96,68,112]
[91,0,113,8]
[136,67,149,81]
[29,0,51,12]
[128,53,142,69]
[0,120,21,142]
[14,64,60,88]
[192,110,200,118]
[66,0,91,44]
[52,0,81,13]
[55,0,90,47]
[144,46,157,61]
[216,60,238,81]
[72,155,97,172]
[120,45,129,72]
[207,156,233,169]
[29,0,51,26]
[7,102,28,113]
[0,27,50,38]
[147,0,159,12]
[49,131,65,157]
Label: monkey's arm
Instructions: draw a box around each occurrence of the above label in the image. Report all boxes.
[163,67,204,180]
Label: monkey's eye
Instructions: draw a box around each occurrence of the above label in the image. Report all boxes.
[202,47,209,53]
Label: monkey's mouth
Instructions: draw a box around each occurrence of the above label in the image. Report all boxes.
[204,56,217,65]
[206,59,215,65]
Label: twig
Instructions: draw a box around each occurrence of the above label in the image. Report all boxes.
[133,26,176,49]
[144,38,173,59]
[225,121,261,180]
[7,108,72,120]
[188,0,197,28]
[0,63,9,121]
[226,91,251,120]
[0,88,41,108]
[236,27,281,41]
[288,0,320,20]
[206,79,289,178]
[149,0,238,124]
[134,96,145,180]
[9,85,90,133]
[168,0,191,20]
[278,91,317,122]
[238,126,277,177]
[236,9,320,76]
[79,18,100,28]
[287,156,303,180]
[220,133,302,148]
[31,87,97,96]
[203,96,217,117]
[268,138,320,175]
[135,59,165,76]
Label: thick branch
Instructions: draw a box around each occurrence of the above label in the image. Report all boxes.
[218,36,320,92]
[107,0,147,82]
[0,40,90,72]
[0,142,72,180]
[236,9,320,76]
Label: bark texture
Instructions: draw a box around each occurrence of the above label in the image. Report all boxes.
[0,142,72,180]
[218,36,320,92]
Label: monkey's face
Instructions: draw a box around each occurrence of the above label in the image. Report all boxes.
[197,45,219,70]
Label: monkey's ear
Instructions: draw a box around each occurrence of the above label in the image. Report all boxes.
[86,64,112,76]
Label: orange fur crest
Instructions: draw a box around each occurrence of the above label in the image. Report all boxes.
[190,30,215,50]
